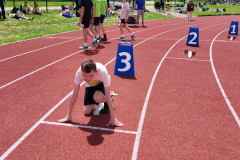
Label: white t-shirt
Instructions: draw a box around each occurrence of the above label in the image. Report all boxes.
[74,63,111,87]
[120,2,129,19]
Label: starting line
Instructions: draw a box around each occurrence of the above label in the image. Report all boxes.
[41,121,138,134]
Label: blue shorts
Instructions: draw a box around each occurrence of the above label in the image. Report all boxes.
[15,15,22,19]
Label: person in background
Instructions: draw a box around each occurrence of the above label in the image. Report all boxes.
[32,1,41,15]
[9,7,34,20]
[117,0,136,41]
[99,0,109,41]
[165,0,171,15]
[22,1,34,15]
[134,0,145,27]
[0,0,7,19]
[186,0,195,21]
[77,0,99,50]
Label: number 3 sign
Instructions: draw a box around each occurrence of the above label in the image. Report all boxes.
[186,26,199,47]
[114,41,135,76]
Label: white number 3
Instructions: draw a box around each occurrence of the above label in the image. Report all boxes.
[118,52,131,72]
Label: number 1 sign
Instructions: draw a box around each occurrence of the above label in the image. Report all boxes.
[114,41,135,76]
[228,20,238,35]
[186,26,199,47]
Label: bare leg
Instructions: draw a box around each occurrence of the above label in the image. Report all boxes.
[120,23,124,35]
[124,23,132,33]
[83,28,88,43]
[84,104,95,114]
[89,25,97,37]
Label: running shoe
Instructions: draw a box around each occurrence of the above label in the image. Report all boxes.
[117,37,125,40]
[131,34,136,40]
[93,103,104,116]
[93,39,99,48]
[101,37,108,41]
[79,45,88,50]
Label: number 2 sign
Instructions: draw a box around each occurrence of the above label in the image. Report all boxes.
[114,41,135,76]
[186,26,199,47]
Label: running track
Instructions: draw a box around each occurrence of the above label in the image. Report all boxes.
[1,15,240,159]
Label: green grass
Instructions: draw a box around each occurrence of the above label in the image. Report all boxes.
[0,10,175,45]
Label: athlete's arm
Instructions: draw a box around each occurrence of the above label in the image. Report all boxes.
[58,83,80,123]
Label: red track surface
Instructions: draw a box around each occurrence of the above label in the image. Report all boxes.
[1,16,240,159]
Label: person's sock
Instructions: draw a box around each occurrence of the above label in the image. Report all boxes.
[121,34,124,37]
[96,35,99,38]
[131,32,134,36]
[84,43,87,47]
[93,38,96,41]
[104,34,106,38]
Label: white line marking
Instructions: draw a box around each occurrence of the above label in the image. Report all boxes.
[0,38,80,62]
[166,57,210,62]
[209,29,240,127]
[0,21,228,160]
[0,24,191,159]
[131,23,228,160]
[0,89,75,160]
[41,121,137,134]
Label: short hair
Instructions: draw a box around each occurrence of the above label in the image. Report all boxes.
[25,1,28,3]
[81,59,96,73]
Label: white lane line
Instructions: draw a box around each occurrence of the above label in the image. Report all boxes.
[0,21,199,90]
[0,90,75,160]
[131,23,228,160]
[41,121,137,134]
[209,29,240,127]
[0,38,80,62]
[0,24,193,160]
[0,17,213,62]
[0,22,228,160]
[165,57,210,62]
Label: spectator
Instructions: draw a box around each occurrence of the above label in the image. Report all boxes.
[134,0,145,27]
[166,0,171,15]
[186,0,195,21]
[77,0,99,50]
[99,0,108,41]
[22,1,33,15]
[10,7,34,20]
[154,0,160,11]
[89,0,101,40]
[117,0,136,41]
[32,1,41,15]
[0,0,7,19]
[159,0,165,12]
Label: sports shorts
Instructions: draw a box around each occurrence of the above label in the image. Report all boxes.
[99,15,105,23]
[84,82,105,106]
[93,17,101,26]
[120,19,127,24]
[137,10,144,18]
[81,19,90,28]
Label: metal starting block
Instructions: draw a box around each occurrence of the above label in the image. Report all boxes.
[228,35,236,41]
[183,49,197,58]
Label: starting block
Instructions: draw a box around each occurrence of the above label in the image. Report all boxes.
[227,35,236,41]
[183,49,197,58]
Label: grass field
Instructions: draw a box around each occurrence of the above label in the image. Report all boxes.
[0,10,175,45]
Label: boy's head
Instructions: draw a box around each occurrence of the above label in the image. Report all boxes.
[81,59,96,73]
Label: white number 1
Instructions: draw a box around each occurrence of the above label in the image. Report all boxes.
[231,25,236,34]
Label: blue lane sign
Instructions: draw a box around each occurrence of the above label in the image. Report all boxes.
[228,20,238,35]
[114,41,135,76]
[186,26,199,47]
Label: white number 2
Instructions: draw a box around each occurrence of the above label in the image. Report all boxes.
[188,32,197,44]
[118,52,131,72]
[231,25,236,34]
